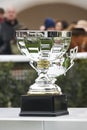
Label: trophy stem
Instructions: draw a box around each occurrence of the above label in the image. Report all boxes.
[27,72,62,95]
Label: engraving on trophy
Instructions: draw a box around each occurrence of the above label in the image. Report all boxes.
[37,59,50,69]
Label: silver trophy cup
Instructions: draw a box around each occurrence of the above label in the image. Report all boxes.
[16,30,78,116]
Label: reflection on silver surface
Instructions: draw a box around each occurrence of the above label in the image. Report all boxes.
[16,31,78,95]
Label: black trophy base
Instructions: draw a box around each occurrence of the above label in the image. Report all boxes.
[19,94,69,116]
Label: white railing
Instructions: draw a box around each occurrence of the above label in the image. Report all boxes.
[0,53,87,62]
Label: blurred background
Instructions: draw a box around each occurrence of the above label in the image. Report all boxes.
[0,0,87,107]
[0,0,87,29]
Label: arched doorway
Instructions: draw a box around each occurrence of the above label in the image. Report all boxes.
[17,3,87,29]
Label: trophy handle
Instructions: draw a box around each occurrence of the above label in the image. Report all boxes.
[64,46,78,74]
[30,61,38,72]
[70,46,78,61]
[65,62,74,74]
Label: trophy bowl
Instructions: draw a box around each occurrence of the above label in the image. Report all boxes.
[16,30,78,116]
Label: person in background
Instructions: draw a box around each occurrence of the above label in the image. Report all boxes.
[70,28,87,52]
[75,20,87,32]
[39,25,45,31]
[66,21,77,31]
[55,20,69,31]
[0,7,27,54]
[0,7,16,54]
[75,20,87,51]
[44,18,55,30]
[0,8,5,23]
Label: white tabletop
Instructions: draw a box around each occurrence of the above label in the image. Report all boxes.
[0,108,87,121]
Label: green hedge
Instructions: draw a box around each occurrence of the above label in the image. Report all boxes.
[0,59,87,107]
[57,59,87,107]
[0,63,37,107]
